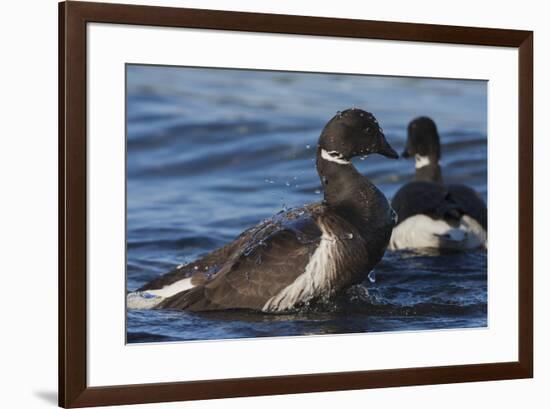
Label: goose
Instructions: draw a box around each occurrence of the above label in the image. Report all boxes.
[128,108,398,312]
[389,116,487,251]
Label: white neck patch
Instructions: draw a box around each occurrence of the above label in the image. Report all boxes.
[415,154,432,169]
[321,149,351,165]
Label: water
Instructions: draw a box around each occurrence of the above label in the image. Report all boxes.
[126,65,487,343]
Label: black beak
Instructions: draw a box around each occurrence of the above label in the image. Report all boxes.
[378,138,399,159]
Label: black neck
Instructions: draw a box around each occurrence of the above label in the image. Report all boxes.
[315,147,394,243]
[315,147,386,212]
[415,162,442,183]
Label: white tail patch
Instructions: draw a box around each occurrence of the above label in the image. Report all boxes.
[460,215,487,248]
[262,223,340,312]
[126,292,163,309]
[389,214,486,251]
[127,277,195,310]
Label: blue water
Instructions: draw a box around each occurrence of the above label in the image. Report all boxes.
[126,65,487,343]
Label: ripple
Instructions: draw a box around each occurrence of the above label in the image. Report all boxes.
[125,65,488,342]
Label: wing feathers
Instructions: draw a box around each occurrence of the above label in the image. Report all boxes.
[156,208,323,311]
[392,181,486,229]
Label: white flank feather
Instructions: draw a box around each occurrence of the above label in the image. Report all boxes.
[262,223,341,312]
[389,214,486,251]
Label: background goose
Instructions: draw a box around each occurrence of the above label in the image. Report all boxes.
[389,116,487,251]
[128,108,398,312]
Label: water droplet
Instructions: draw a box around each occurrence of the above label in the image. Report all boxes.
[193,266,199,270]
[368,270,376,283]
[285,181,290,187]
[314,189,321,194]
[306,144,311,149]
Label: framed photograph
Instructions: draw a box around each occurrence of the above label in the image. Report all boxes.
[59,1,533,407]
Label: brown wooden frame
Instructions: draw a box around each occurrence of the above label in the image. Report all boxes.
[59,1,533,407]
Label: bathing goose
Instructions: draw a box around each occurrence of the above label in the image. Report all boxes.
[128,108,398,312]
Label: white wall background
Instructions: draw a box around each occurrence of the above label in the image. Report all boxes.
[0,0,546,408]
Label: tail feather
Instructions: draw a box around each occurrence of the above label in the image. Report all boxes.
[156,286,220,311]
